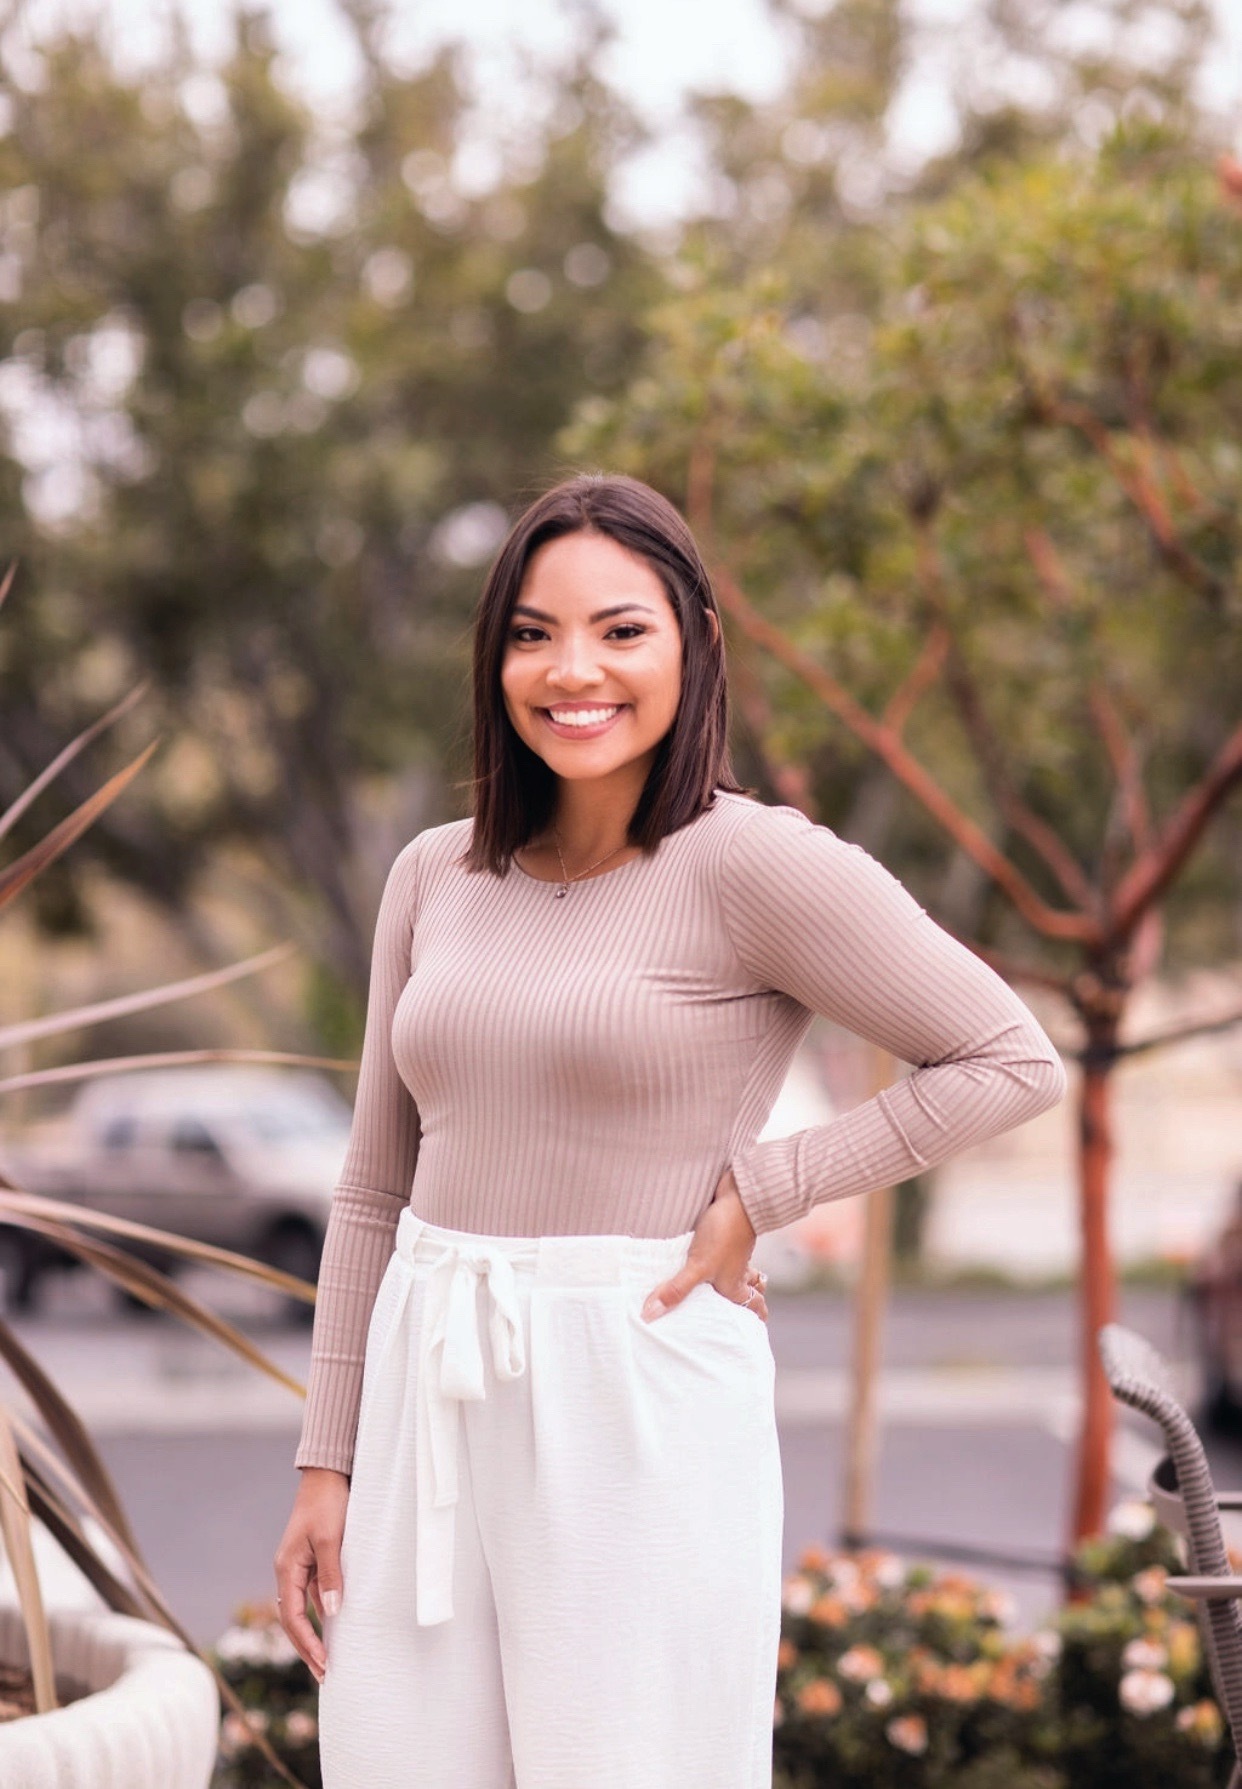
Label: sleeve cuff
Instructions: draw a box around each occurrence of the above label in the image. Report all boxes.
[729,1137,806,1237]
[294,1447,355,1477]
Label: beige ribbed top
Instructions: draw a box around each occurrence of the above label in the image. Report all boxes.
[295,790,1066,1473]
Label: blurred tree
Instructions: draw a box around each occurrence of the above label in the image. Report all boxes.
[0,0,1217,1008]
[0,2,659,998]
[565,114,1242,1550]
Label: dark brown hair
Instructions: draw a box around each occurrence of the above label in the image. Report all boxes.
[460,472,752,876]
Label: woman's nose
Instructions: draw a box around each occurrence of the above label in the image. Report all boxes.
[546,641,605,689]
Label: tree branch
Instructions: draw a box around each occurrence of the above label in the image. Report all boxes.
[1108,716,1242,942]
[712,563,1099,944]
[1023,526,1154,857]
[915,523,1098,914]
[1027,382,1226,604]
[1111,1005,1242,1063]
[727,638,815,815]
[882,622,949,737]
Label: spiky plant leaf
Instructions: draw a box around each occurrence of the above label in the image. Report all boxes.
[0,1398,55,1712]
[0,741,159,912]
[0,680,149,845]
[0,1186,316,1306]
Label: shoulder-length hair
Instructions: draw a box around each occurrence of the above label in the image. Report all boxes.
[459,471,752,876]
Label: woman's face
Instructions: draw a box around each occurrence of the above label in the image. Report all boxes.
[500,530,688,795]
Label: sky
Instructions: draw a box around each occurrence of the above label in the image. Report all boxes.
[16,0,1241,228]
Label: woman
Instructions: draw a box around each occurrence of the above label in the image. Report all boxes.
[274,472,1066,1789]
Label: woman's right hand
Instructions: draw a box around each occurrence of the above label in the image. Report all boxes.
[274,1466,350,1683]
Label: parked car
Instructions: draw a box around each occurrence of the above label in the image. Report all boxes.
[1187,1176,1242,1427]
[0,1066,353,1319]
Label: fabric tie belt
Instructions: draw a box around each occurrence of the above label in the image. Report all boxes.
[389,1213,532,1626]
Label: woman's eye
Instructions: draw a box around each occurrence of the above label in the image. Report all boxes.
[507,624,646,643]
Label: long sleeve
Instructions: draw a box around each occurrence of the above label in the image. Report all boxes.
[294,837,425,1474]
[720,804,1067,1237]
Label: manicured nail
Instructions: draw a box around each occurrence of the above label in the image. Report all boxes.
[323,1589,341,1617]
[642,1298,667,1322]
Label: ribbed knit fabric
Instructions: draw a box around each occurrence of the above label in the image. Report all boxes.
[295,790,1066,1473]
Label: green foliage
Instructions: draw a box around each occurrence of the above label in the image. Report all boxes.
[209,1599,320,1788]
[0,8,661,992]
[773,1518,1233,1788]
[775,1545,1057,1788]
[568,117,1242,968]
[1052,1516,1230,1787]
[2,0,1237,996]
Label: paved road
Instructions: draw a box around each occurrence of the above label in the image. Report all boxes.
[4,1271,1237,1646]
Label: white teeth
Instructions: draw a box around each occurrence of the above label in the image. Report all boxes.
[545,706,621,727]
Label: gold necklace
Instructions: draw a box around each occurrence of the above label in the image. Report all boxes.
[549,826,629,899]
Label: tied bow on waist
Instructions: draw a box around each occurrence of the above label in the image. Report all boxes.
[412,1240,528,1626]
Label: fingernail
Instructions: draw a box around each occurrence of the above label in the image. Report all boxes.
[642,1298,667,1322]
[323,1589,341,1617]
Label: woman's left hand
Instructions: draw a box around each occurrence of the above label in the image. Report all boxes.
[641,1169,768,1322]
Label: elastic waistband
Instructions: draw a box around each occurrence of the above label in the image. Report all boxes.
[394,1206,694,1287]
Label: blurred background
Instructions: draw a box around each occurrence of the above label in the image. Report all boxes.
[0,0,1241,1663]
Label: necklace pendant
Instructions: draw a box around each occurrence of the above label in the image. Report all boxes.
[554,884,568,898]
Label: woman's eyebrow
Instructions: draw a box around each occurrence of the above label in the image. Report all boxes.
[511,602,659,623]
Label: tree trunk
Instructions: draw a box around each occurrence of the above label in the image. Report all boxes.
[1070,1033,1118,1547]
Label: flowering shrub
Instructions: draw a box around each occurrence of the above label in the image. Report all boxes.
[208,1600,321,1789]
[774,1509,1235,1789]
[773,1545,1059,1788]
[1051,1502,1232,1788]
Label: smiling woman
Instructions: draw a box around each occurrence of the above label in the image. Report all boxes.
[466,472,747,882]
[274,471,1066,1789]
[500,529,695,878]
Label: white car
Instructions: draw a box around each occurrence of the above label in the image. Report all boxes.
[0,1066,352,1318]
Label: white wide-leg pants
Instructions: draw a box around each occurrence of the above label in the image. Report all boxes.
[318,1207,784,1789]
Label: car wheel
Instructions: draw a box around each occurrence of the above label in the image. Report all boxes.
[0,1230,37,1314]
[262,1225,321,1326]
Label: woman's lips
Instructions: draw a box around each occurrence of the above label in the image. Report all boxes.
[538,705,629,740]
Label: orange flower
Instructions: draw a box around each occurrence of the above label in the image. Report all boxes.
[886,1713,929,1755]
[799,1542,833,1574]
[777,1638,800,1672]
[837,1644,885,1682]
[939,1664,980,1703]
[796,1677,844,1718]
[841,1579,879,1614]
[906,1649,943,1693]
[809,1593,849,1628]
[1176,1699,1225,1746]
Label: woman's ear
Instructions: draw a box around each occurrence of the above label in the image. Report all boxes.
[704,607,720,647]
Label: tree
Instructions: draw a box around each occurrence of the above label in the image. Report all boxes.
[0,4,661,1008]
[565,117,1242,1551]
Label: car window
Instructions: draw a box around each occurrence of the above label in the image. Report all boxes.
[241,1102,350,1143]
[100,1115,137,1151]
[169,1117,223,1156]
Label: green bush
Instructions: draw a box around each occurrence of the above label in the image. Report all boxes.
[773,1506,1233,1789]
[774,1545,1058,1789]
[1052,1509,1229,1789]
[208,1600,320,1789]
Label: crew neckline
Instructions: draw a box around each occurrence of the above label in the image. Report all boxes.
[508,841,653,891]
[506,791,735,891]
